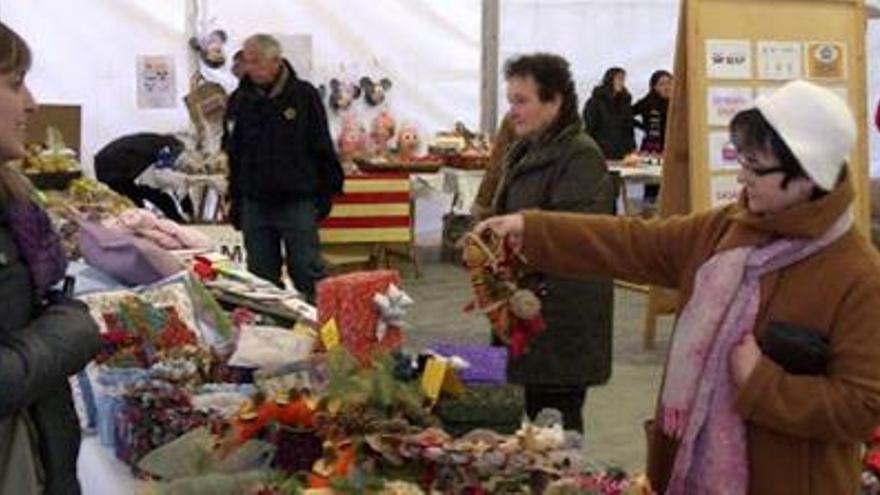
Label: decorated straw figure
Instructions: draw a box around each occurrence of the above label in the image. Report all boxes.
[461,229,545,357]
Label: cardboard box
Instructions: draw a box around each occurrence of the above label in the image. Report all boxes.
[26,104,81,155]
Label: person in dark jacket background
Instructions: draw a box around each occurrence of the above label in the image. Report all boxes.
[94,132,188,222]
[494,53,615,432]
[633,70,672,205]
[633,70,672,155]
[224,33,344,301]
[583,67,637,163]
[0,22,101,494]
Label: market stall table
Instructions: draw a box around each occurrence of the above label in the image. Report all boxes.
[608,162,662,217]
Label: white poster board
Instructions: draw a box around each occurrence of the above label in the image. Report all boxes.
[710,174,741,207]
[805,41,848,80]
[757,41,802,80]
[708,131,739,170]
[706,39,753,80]
[706,86,754,127]
[193,224,246,265]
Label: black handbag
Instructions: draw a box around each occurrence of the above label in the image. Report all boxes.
[760,321,830,375]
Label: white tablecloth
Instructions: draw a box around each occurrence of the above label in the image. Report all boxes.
[78,437,144,495]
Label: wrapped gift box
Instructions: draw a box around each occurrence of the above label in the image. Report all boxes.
[316,270,403,360]
[430,343,507,385]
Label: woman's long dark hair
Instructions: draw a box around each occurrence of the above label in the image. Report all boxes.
[0,22,34,206]
[648,70,672,98]
[595,67,630,108]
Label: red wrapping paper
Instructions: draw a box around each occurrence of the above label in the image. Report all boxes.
[316,270,403,361]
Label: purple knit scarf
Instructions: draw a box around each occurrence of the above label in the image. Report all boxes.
[660,210,853,495]
[4,200,68,298]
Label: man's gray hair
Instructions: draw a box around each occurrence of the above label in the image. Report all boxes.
[244,33,282,60]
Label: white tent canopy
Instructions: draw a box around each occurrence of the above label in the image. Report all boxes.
[3,0,879,175]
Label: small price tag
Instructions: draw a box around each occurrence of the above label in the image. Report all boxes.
[320,319,340,350]
[421,357,464,402]
[421,357,448,401]
[291,322,317,339]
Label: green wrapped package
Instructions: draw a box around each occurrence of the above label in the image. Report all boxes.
[434,384,524,436]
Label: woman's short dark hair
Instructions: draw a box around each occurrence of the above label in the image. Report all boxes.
[730,109,833,198]
[504,53,579,135]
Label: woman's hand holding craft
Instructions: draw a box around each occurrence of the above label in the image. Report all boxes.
[473,213,525,252]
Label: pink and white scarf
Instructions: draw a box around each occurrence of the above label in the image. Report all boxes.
[660,210,853,495]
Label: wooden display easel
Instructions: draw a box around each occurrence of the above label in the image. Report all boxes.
[644,0,869,349]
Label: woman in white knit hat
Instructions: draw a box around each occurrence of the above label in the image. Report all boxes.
[473,79,880,495]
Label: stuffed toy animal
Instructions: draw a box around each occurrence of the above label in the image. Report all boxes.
[337,115,368,162]
[189,29,227,69]
[369,110,396,155]
[328,79,361,112]
[360,77,393,106]
[396,124,420,160]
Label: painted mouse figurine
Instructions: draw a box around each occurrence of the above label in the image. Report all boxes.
[328,79,361,112]
[359,77,393,106]
[189,29,227,69]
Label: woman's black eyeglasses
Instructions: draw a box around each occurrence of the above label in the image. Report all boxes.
[737,153,786,177]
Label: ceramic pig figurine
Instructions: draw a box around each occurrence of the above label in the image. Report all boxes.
[370,110,396,156]
[396,124,420,160]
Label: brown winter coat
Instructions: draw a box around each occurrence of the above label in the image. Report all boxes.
[496,122,616,387]
[521,175,880,494]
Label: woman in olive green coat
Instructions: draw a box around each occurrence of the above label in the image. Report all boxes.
[492,53,616,432]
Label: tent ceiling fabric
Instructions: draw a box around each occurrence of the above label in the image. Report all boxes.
[202,0,481,151]
[3,0,879,176]
[3,0,190,175]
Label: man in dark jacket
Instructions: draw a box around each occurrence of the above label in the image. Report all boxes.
[223,34,343,301]
[94,132,188,222]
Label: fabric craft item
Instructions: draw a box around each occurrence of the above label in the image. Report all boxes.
[4,199,68,297]
[137,427,274,480]
[93,367,150,447]
[79,220,184,286]
[79,273,201,335]
[316,270,403,362]
[105,208,213,250]
[228,325,315,369]
[661,210,853,495]
[114,381,219,466]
